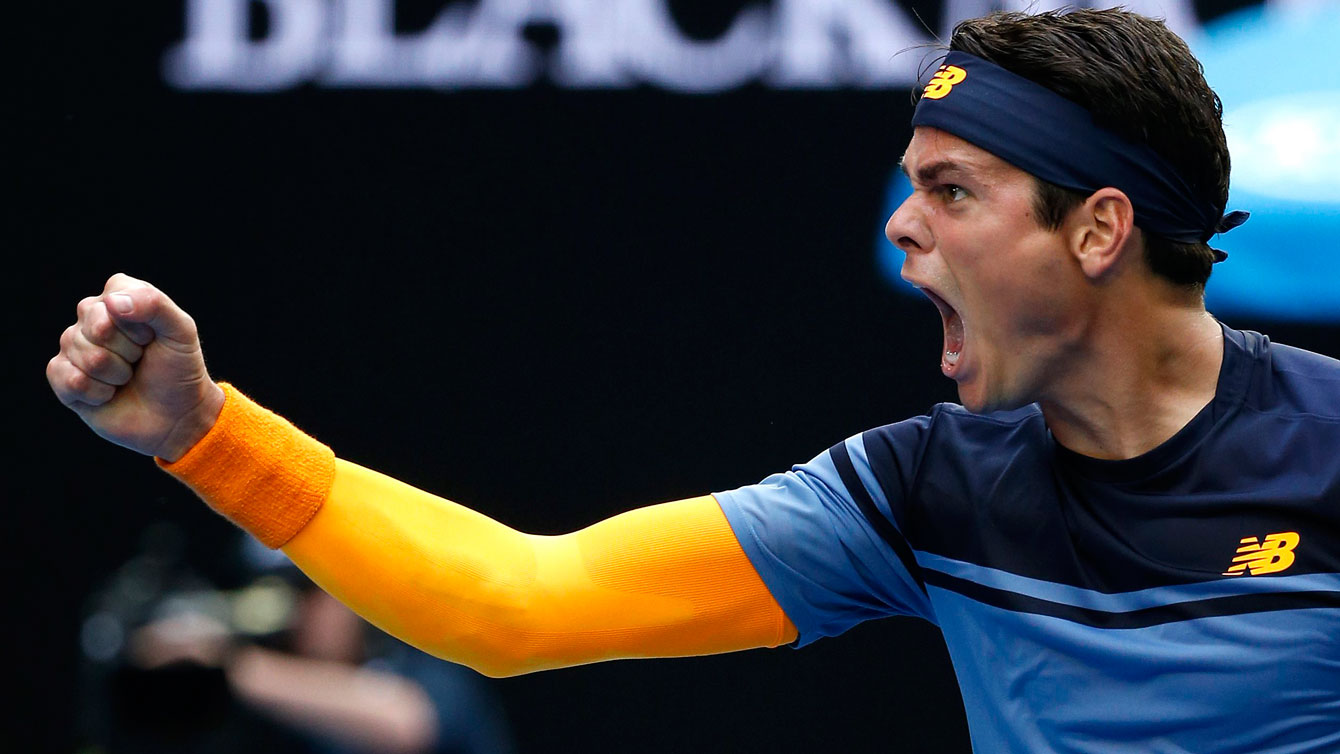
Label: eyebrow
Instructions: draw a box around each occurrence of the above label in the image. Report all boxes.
[898,157,975,184]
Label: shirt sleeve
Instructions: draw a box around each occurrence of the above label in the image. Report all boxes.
[713,421,935,647]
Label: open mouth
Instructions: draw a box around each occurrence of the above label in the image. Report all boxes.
[919,288,965,376]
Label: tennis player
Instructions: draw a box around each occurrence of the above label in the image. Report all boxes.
[49,9,1340,752]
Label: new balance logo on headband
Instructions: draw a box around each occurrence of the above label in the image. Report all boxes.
[1222,532,1300,576]
[922,65,967,100]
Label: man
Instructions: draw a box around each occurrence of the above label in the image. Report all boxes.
[48,8,1340,752]
[90,533,514,754]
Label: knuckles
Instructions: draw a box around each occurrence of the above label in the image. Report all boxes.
[83,347,110,373]
[66,366,90,392]
[76,296,98,319]
[105,272,144,293]
[85,306,115,343]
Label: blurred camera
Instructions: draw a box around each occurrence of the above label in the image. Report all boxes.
[77,523,303,752]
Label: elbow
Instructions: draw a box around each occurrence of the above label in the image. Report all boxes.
[459,619,553,679]
[428,591,555,679]
[471,660,530,680]
[441,637,545,680]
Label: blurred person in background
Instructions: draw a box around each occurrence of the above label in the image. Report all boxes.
[79,530,514,754]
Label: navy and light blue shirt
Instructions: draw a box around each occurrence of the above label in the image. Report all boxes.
[715,326,1340,753]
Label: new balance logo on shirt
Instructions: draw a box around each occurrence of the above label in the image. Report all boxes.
[1223,532,1300,576]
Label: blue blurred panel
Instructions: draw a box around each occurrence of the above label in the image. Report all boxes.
[1196,4,1340,321]
[874,171,916,295]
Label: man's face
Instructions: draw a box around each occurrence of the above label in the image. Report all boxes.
[888,127,1088,412]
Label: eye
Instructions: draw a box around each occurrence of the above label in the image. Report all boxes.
[940,184,968,202]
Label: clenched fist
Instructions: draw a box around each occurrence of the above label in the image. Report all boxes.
[47,273,225,462]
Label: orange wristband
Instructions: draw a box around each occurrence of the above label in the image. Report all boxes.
[157,383,335,548]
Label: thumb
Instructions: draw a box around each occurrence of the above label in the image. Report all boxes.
[103,281,198,346]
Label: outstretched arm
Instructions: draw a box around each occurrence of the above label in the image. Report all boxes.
[163,384,794,677]
[49,275,797,678]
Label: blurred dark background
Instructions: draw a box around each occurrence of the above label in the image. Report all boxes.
[14,1,1336,752]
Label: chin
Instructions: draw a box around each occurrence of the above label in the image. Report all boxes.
[956,380,1030,414]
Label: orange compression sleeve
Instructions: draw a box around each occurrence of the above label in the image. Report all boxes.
[160,384,798,677]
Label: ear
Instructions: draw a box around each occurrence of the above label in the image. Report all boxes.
[1066,188,1135,281]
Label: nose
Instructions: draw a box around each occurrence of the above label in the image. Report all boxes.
[885,194,930,256]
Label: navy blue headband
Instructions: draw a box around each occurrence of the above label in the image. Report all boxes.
[912,51,1247,260]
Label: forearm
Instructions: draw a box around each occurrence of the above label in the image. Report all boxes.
[227,646,437,754]
[161,384,795,678]
[285,461,790,676]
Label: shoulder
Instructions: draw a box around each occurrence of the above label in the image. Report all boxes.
[1234,328,1340,420]
[856,402,1049,498]
[860,402,1047,460]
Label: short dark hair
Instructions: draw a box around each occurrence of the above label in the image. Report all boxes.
[947,9,1230,288]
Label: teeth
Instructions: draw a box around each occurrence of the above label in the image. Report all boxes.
[945,348,961,365]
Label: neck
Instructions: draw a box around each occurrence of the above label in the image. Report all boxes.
[1040,290,1224,461]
